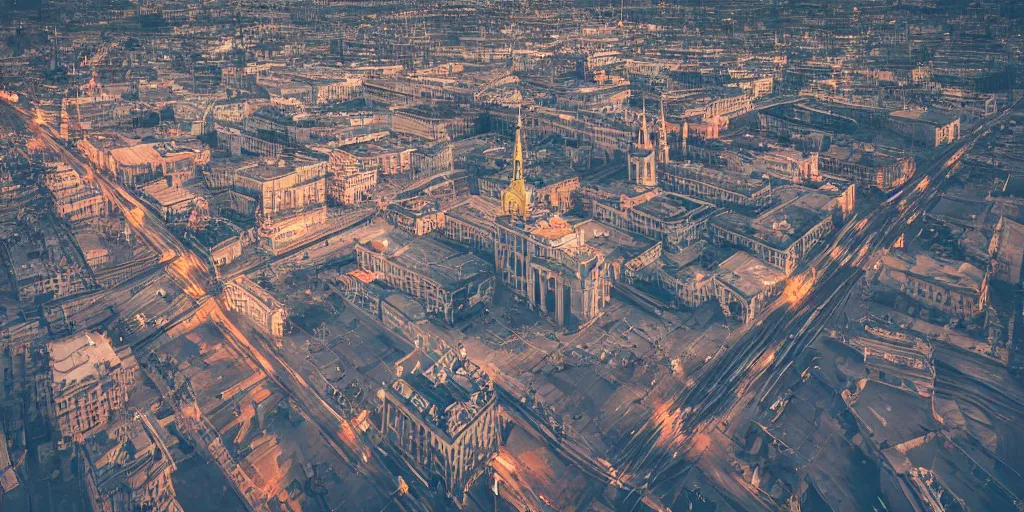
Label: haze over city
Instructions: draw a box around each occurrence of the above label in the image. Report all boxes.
[0,0,1023,511]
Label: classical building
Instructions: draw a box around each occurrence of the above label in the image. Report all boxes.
[55,187,108,225]
[355,232,494,326]
[256,206,330,254]
[533,177,580,214]
[411,144,454,178]
[5,225,92,303]
[888,110,961,147]
[231,157,327,219]
[877,253,988,319]
[441,196,502,256]
[139,181,207,222]
[216,125,285,157]
[40,162,86,200]
[494,214,609,330]
[82,415,182,512]
[312,77,363,104]
[378,348,499,505]
[588,186,716,248]
[242,106,313,145]
[988,216,1024,285]
[754,149,820,183]
[709,185,855,275]
[223,275,288,337]
[391,105,481,142]
[491,116,612,329]
[331,142,414,176]
[659,162,772,210]
[103,143,206,187]
[818,146,915,192]
[385,200,446,236]
[327,152,377,206]
[638,246,786,324]
[47,332,138,447]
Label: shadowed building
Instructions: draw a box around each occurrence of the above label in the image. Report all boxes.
[47,332,138,447]
[494,214,609,330]
[708,184,855,275]
[659,162,773,210]
[492,114,611,329]
[223,275,288,337]
[82,414,182,512]
[355,232,494,326]
[818,146,915,192]
[877,253,988,319]
[378,348,499,506]
[587,186,716,248]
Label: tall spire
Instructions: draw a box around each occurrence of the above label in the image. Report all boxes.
[512,106,524,181]
[658,97,670,164]
[502,106,531,218]
[629,97,658,187]
[637,98,652,150]
[681,119,689,158]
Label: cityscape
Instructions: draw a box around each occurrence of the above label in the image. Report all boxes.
[0,0,1023,511]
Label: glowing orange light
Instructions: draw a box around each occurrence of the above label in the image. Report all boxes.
[916,176,930,193]
[782,273,814,307]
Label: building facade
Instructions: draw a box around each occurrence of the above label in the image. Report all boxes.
[355,234,494,326]
[378,349,499,505]
[48,332,138,446]
[223,275,288,337]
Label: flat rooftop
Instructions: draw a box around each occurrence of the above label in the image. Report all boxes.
[48,332,124,388]
[890,109,959,126]
[823,145,900,167]
[363,231,492,290]
[632,192,714,222]
[235,157,325,180]
[574,220,656,263]
[140,181,200,207]
[394,103,471,120]
[881,253,985,293]
[713,188,836,250]
[664,162,770,196]
[445,196,502,226]
[715,251,786,299]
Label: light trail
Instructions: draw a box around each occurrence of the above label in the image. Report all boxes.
[3,103,423,511]
[612,96,1023,496]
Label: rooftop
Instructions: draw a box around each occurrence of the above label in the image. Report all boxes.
[632,192,715,222]
[574,220,657,263]
[715,251,786,299]
[663,161,770,196]
[823,145,900,167]
[362,232,492,290]
[235,156,327,180]
[890,109,959,126]
[389,348,495,441]
[881,253,985,293]
[48,331,124,389]
[140,181,200,207]
[712,188,837,250]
